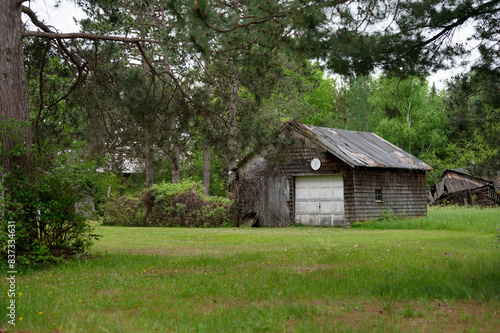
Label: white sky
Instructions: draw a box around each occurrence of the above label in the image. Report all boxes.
[25,0,477,90]
[25,0,84,32]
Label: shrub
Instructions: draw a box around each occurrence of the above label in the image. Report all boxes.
[103,195,145,226]
[379,207,393,221]
[141,180,236,227]
[0,158,101,266]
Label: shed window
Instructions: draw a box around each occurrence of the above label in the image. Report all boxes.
[375,189,383,202]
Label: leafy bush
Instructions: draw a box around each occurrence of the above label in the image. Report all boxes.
[141,180,236,227]
[101,181,236,227]
[102,195,145,226]
[0,158,101,266]
[378,207,394,221]
[148,180,204,202]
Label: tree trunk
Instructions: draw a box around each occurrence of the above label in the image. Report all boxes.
[0,1,37,245]
[228,71,238,185]
[203,144,210,195]
[145,156,154,187]
[144,134,154,188]
[171,142,181,183]
[363,78,369,132]
[145,155,154,187]
[0,1,33,180]
[161,38,181,184]
[203,57,211,196]
[170,118,181,183]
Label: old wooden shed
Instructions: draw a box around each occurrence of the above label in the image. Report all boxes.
[428,169,500,207]
[234,121,432,227]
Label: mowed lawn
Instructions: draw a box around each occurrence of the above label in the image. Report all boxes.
[2,206,500,332]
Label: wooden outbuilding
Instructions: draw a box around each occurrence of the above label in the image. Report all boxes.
[233,121,432,227]
[428,169,500,207]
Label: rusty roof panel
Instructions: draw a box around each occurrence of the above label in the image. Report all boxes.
[294,122,432,171]
[428,169,494,204]
[442,170,491,193]
[351,152,386,167]
[443,178,487,193]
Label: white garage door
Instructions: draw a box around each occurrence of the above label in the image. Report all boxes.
[295,175,344,226]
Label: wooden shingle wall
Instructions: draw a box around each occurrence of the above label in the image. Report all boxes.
[352,168,427,221]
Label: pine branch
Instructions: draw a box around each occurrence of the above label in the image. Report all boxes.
[22,5,162,44]
[22,30,162,44]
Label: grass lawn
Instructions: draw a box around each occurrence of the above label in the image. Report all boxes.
[2,206,500,332]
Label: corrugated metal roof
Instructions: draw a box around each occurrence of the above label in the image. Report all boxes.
[449,168,500,190]
[428,169,495,204]
[290,122,432,171]
[442,169,491,193]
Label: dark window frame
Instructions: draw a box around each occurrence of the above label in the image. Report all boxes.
[375,189,383,202]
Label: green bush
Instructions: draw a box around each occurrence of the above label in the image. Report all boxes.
[101,181,236,227]
[0,158,101,267]
[102,195,145,226]
[141,180,236,227]
[149,180,205,202]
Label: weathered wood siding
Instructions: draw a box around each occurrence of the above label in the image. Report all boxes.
[433,185,499,207]
[351,168,427,221]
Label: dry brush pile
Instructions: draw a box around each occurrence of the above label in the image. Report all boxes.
[104,180,236,227]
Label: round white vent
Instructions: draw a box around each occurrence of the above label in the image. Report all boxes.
[311,158,321,170]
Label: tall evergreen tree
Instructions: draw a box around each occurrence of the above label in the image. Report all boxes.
[445,71,500,175]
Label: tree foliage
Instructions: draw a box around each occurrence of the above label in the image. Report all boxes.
[316,0,500,78]
[444,71,500,175]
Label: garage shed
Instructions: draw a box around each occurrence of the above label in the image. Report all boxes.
[233,121,432,227]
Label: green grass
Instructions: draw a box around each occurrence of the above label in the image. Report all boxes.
[2,206,500,332]
[352,205,500,233]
